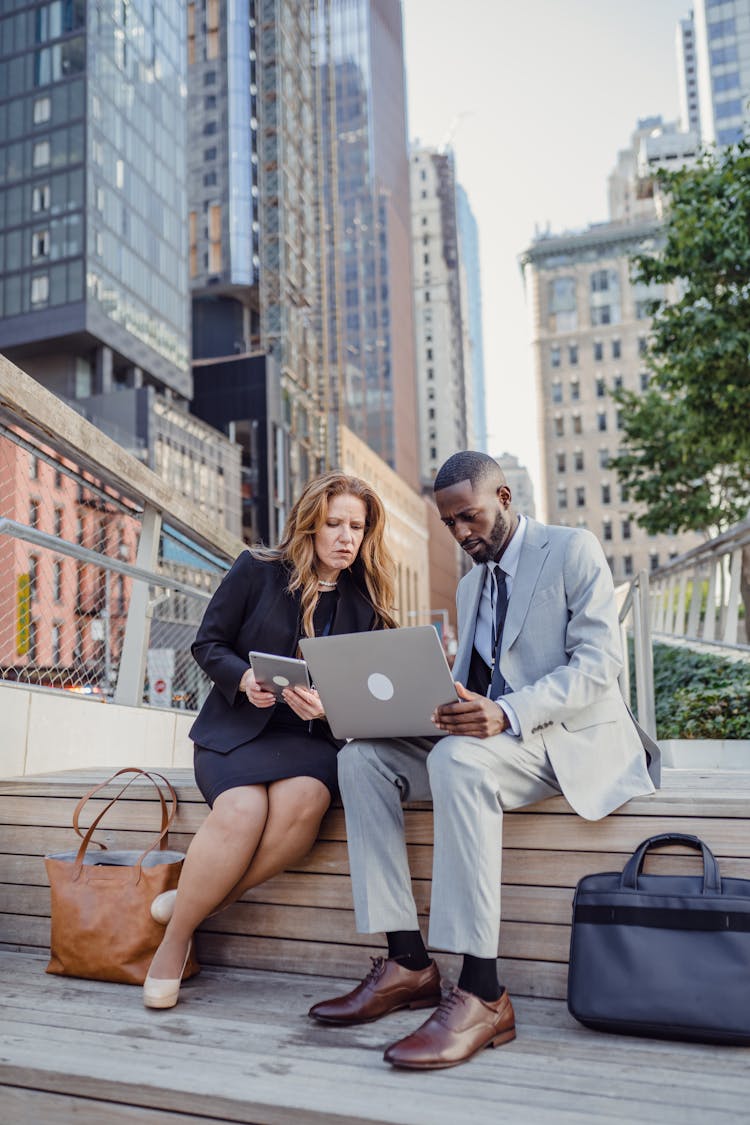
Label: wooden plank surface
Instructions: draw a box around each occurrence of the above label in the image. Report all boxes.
[1,766,748,1006]
[1,952,749,1124]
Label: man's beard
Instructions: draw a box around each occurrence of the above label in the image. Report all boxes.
[470,512,509,564]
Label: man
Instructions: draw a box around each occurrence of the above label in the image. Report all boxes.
[310,450,659,1069]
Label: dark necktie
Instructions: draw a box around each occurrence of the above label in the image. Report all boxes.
[490,564,508,698]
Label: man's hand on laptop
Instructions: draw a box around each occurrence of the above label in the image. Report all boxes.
[431,682,509,739]
[282,685,326,722]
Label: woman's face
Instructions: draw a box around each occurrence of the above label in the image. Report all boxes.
[313,493,367,579]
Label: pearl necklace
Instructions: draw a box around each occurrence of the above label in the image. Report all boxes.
[317,579,338,588]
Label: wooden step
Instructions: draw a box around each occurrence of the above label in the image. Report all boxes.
[1,767,749,1001]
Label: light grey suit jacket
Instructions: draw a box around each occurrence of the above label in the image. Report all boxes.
[452,517,660,821]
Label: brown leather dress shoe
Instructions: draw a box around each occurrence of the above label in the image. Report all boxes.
[308,957,441,1025]
[383,984,516,1069]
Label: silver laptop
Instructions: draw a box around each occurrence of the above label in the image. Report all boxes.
[300,626,459,739]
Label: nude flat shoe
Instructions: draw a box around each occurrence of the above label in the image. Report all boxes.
[143,941,192,1009]
[150,889,178,925]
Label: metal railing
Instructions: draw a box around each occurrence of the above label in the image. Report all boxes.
[0,355,245,710]
[617,518,750,742]
[648,520,750,652]
[616,569,656,738]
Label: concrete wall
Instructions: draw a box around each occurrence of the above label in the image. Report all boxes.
[0,682,195,778]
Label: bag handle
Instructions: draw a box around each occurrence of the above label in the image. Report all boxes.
[72,768,171,849]
[71,768,178,881]
[620,832,721,895]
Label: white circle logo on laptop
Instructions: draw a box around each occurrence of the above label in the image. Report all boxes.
[367,672,394,701]
[272,675,290,687]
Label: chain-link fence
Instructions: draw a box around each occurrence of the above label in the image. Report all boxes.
[0,420,227,710]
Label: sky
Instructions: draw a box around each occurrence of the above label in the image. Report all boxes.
[402,0,691,515]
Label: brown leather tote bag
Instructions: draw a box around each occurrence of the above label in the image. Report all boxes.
[45,767,199,985]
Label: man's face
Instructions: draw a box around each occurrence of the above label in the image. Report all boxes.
[435,478,514,565]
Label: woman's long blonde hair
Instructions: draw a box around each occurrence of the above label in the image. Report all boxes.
[251,471,398,637]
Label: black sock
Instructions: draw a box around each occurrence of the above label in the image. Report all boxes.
[386,930,431,971]
[458,955,503,1002]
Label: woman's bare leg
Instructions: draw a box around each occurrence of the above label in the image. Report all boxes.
[147,784,269,979]
[213,776,331,912]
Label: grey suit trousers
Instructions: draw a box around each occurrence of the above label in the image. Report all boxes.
[338,731,562,958]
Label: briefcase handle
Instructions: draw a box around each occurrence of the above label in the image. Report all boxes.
[621,832,721,894]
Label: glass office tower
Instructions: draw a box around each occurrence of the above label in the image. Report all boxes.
[0,0,190,398]
[316,0,419,488]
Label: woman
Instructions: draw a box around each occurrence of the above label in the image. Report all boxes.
[143,471,397,1008]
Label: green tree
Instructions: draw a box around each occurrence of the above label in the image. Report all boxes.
[611,143,750,536]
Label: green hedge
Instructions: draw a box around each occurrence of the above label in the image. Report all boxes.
[632,642,750,740]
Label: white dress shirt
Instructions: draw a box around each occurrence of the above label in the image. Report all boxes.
[472,514,527,735]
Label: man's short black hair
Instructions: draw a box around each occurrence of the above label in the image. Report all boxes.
[433,451,504,493]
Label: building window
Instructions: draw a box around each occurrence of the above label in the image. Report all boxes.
[557,487,568,511]
[29,453,39,479]
[28,555,39,599]
[570,379,580,402]
[603,519,612,542]
[31,275,49,305]
[572,413,582,435]
[601,483,611,505]
[54,507,63,537]
[204,172,217,186]
[597,411,607,432]
[590,269,612,292]
[568,344,578,366]
[550,346,561,369]
[591,305,612,325]
[640,371,650,391]
[33,140,50,167]
[204,70,216,84]
[623,555,634,577]
[203,121,217,135]
[613,374,623,391]
[574,450,584,471]
[28,620,37,663]
[593,341,603,362]
[650,552,660,571]
[204,147,217,161]
[575,486,585,508]
[551,381,563,404]
[51,623,61,665]
[53,561,62,602]
[710,18,737,41]
[622,518,632,540]
[29,500,40,528]
[599,447,609,469]
[638,336,648,356]
[556,452,566,473]
[548,277,577,331]
[54,468,63,489]
[616,409,624,431]
[554,415,564,438]
[612,339,621,359]
[32,230,50,259]
[33,96,51,124]
[32,184,51,212]
[424,291,430,302]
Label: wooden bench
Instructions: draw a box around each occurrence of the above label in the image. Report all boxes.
[2,767,750,1000]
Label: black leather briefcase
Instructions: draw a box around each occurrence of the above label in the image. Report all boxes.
[567,832,750,1044]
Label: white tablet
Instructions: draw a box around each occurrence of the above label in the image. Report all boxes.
[248,652,311,699]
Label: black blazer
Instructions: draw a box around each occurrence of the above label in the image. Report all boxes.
[188,550,377,753]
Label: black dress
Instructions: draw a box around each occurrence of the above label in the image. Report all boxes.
[194,590,342,806]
